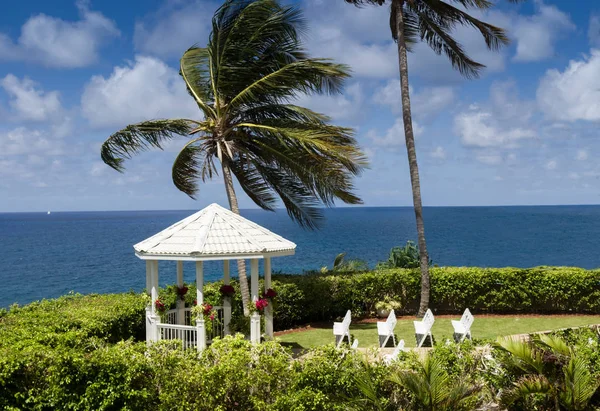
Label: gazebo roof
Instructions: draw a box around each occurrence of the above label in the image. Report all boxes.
[134,203,296,261]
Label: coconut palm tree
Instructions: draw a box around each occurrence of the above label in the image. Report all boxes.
[343,0,519,316]
[100,0,367,315]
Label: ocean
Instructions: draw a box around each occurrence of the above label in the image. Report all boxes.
[1,205,599,307]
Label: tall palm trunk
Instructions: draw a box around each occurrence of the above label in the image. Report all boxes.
[222,162,252,316]
[394,0,430,317]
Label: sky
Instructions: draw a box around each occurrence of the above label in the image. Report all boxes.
[0,0,599,212]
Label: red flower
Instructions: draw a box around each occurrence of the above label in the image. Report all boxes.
[219,284,235,297]
[193,299,197,306]
[263,288,277,299]
[209,313,215,321]
[176,285,188,297]
[255,298,269,311]
[155,299,165,312]
[202,303,213,316]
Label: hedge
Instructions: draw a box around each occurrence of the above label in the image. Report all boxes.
[266,266,600,329]
[157,266,600,331]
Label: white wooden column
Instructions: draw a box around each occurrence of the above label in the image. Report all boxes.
[149,261,160,343]
[196,261,206,351]
[223,260,231,335]
[250,258,261,343]
[176,261,185,325]
[264,257,273,339]
[145,261,152,296]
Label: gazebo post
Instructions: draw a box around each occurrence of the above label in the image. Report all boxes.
[196,261,206,352]
[250,258,260,343]
[264,257,273,339]
[223,260,231,335]
[150,261,160,342]
[176,261,185,325]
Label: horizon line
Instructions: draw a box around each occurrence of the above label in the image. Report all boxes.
[3,203,600,214]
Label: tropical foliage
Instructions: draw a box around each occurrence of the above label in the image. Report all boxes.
[3,294,600,411]
[100,0,367,315]
[377,241,432,269]
[343,0,520,316]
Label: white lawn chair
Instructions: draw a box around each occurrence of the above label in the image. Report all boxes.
[351,339,359,349]
[377,309,398,348]
[383,339,405,365]
[333,310,352,348]
[413,309,435,348]
[452,308,474,342]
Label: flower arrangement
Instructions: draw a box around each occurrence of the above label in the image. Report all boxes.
[219,284,235,298]
[154,299,166,313]
[248,298,269,315]
[191,301,220,335]
[175,285,189,300]
[262,288,277,300]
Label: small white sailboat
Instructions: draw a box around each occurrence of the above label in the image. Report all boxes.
[47,211,51,215]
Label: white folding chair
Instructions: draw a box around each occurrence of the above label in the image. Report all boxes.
[452,308,474,342]
[383,339,405,365]
[333,310,352,348]
[377,309,398,347]
[351,339,359,349]
[413,309,435,348]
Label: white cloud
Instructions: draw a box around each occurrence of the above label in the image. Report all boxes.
[512,2,575,62]
[295,83,364,122]
[430,146,446,159]
[545,159,557,170]
[537,50,600,122]
[0,127,65,156]
[455,82,536,148]
[576,150,589,161]
[588,15,600,48]
[303,0,397,78]
[367,118,423,148]
[568,172,580,180]
[1,75,62,121]
[81,56,200,128]
[134,1,218,57]
[373,81,455,118]
[0,1,119,68]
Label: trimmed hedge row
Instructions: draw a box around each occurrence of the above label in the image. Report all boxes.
[265,266,600,329]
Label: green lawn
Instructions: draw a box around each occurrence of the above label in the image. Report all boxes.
[276,315,600,349]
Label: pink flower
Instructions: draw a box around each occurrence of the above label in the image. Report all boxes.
[210,313,215,321]
[155,299,165,312]
[255,298,269,311]
[202,303,213,316]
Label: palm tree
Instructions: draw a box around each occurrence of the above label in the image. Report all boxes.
[100,0,367,315]
[343,0,519,317]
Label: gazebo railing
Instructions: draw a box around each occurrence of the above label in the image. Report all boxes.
[156,323,197,350]
[159,306,225,346]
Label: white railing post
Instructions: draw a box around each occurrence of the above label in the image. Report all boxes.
[223,260,231,335]
[250,259,261,343]
[152,312,161,342]
[196,318,206,352]
[264,257,273,339]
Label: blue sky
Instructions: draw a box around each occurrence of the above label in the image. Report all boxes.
[0,0,599,212]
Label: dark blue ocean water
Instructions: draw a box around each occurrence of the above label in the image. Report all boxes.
[1,205,599,307]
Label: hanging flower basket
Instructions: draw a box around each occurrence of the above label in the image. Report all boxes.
[262,288,277,300]
[219,284,235,298]
[175,285,189,300]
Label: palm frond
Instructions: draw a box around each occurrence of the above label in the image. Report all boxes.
[500,375,553,407]
[180,47,217,119]
[172,137,218,197]
[536,334,572,358]
[100,119,196,171]
[560,356,600,410]
[227,157,278,211]
[495,337,545,374]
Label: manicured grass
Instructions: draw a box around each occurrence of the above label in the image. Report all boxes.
[276,315,600,349]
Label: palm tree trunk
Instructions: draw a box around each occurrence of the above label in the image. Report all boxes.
[222,162,251,316]
[394,0,431,317]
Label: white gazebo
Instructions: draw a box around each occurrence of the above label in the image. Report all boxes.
[135,203,296,351]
